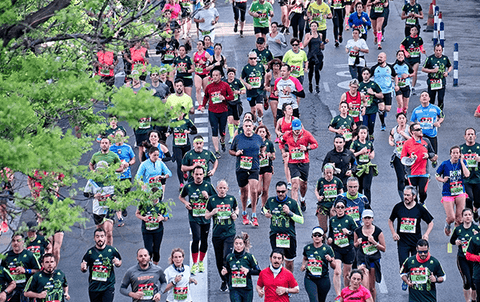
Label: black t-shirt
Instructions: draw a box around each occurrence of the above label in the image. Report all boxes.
[389,201,433,247]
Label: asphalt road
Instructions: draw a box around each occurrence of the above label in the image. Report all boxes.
[3,0,480,301]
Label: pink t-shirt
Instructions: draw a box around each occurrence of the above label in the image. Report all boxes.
[341,285,372,302]
[163,3,181,20]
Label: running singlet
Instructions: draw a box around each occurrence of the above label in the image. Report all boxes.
[193,51,209,75]
[345,91,362,123]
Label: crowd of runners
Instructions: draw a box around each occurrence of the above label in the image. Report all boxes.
[0,0,477,301]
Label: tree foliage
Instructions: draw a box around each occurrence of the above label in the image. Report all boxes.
[0,0,177,237]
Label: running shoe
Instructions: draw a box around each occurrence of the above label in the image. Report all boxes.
[183,172,189,180]
[240,30,244,38]
[234,23,238,33]
[221,142,226,152]
[381,124,386,131]
[117,217,125,227]
[228,138,233,144]
[285,28,290,35]
[257,116,263,125]
[369,134,375,142]
[287,182,292,190]
[402,281,408,291]
[242,214,250,225]
[377,44,382,50]
[1,221,8,233]
[431,161,437,168]
[251,217,259,227]
[198,261,205,272]
[309,83,313,93]
[444,222,452,236]
[264,100,269,110]
[339,36,343,43]
[191,263,199,275]
[220,281,228,292]
[382,36,385,42]
[411,87,416,95]
[345,25,350,31]
[374,36,377,44]
[260,207,267,216]
[215,151,221,159]
[335,41,339,47]
[315,85,320,93]
[122,209,128,217]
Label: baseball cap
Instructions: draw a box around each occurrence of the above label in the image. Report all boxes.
[256,37,265,44]
[362,209,374,219]
[292,119,302,130]
[26,221,38,231]
[311,226,324,236]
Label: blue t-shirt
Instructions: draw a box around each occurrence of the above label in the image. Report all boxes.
[110,144,135,179]
[410,104,444,137]
[436,159,468,196]
[371,63,396,93]
[230,133,265,171]
[393,61,413,88]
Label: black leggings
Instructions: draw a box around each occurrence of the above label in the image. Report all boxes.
[332,8,345,41]
[308,59,323,86]
[173,145,191,184]
[304,276,330,302]
[465,182,480,209]
[142,229,164,262]
[458,256,475,290]
[397,242,416,267]
[392,155,406,199]
[212,236,235,281]
[233,2,247,22]
[190,221,210,254]
[358,166,373,203]
[408,176,429,203]
[428,85,446,111]
[424,135,438,154]
[290,13,305,41]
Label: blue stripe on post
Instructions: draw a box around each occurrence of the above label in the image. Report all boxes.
[453,43,459,87]
[439,22,445,48]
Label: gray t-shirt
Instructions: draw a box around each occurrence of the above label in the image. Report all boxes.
[196,7,219,32]
[120,263,167,302]
[267,32,287,58]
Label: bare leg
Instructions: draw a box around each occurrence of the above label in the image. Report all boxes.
[249,179,259,215]
[333,260,343,296]
[285,260,294,273]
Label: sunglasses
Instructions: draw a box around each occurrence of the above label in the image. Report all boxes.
[277,190,286,193]
[417,250,428,254]
[336,206,345,209]
[348,185,358,188]
[412,128,422,132]
[292,44,299,46]
[312,233,323,237]
[363,216,373,219]
[249,57,257,60]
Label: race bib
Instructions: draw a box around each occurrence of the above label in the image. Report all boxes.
[240,156,253,170]
[164,51,175,60]
[323,184,338,198]
[148,177,162,189]
[430,79,442,90]
[345,206,360,221]
[276,233,290,248]
[100,68,111,76]
[465,153,478,169]
[192,202,206,217]
[195,64,204,74]
[173,286,188,300]
[291,148,305,160]
[258,11,268,23]
[359,152,370,163]
[211,91,223,104]
[349,105,360,118]
[396,140,405,153]
[462,239,469,254]
[8,265,25,283]
[174,132,187,145]
[400,217,416,233]
[292,5,303,13]
[349,50,359,58]
[374,5,384,13]
[419,117,434,130]
[343,128,352,141]
[216,204,232,219]
[450,180,463,196]
[334,232,349,248]
[410,267,428,284]
[354,24,366,34]
[291,65,301,77]
[332,0,342,8]
[398,77,407,87]
[97,194,112,207]
[232,270,247,287]
[409,46,420,58]
[406,17,416,25]
[145,213,161,230]
[92,264,110,282]
[362,241,378,255]
[139,117,151,129]
[138,283,154,300]
[259,155,269,167]
[27,246,41,259]
[248,77,261,88]
[307,258,323,276]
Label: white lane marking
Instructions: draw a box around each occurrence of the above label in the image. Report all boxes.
[195,110,205,114]
[379,273,388,294]
[197,127,209,133]
[189,241,208,300]
[323,82,330,93]
[194,117,209,124]
[336,71,352,77]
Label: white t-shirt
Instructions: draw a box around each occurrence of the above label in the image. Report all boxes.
[164,264,193,302]
[345,38,369,66]
[84,180,114,215]
[274,76,303,109]
[196,7,219,32]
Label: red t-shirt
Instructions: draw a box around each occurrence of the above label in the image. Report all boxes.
[96,51,114,77]
[279,129,318,164]
[257,267,298,302]
[400,137,432,176]
[341,284,372,301]
[202,81,234,113]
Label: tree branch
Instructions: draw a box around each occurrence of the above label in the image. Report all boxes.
[0,0,72,47]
